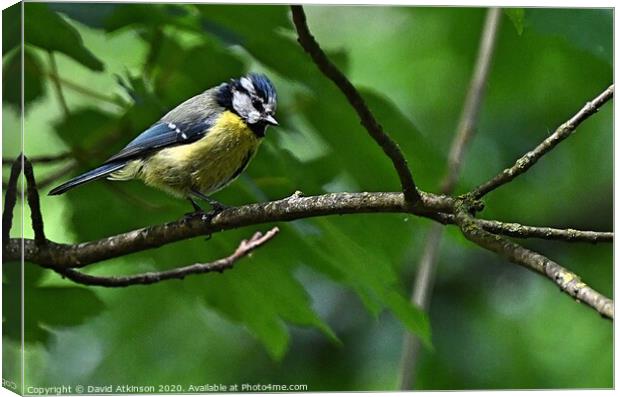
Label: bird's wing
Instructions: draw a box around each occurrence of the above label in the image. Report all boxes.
[104,119,213,163]
[104,90,222,164]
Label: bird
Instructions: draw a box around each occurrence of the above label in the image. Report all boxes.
[49,73,278,214]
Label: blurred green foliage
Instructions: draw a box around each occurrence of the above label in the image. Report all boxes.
[2,3,612,391]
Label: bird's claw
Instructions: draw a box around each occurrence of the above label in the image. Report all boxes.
[198,205,227,223]
[209,201,230,213]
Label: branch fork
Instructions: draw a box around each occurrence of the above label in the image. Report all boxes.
[1,7,613,327]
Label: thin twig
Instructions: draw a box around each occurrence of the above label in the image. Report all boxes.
[51,227,280,287]
[2,155,23,246]
[44,71,125,107]
[474,218,612,243]
[23,157,47,245]
[290,5,421,205]
[47,51,70,117]
[471,85,614,199]
[399,8,502,390]
[398,223,443,388]
[454,201,613,320]
[440,8,502,194]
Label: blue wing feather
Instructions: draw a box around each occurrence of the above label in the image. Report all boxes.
[104,117,214,163]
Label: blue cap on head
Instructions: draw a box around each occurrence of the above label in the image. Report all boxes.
[247,73,277,104]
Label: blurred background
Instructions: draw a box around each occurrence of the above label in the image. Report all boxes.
[2,3,612,391]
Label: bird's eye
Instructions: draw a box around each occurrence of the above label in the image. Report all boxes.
[252,98,264,111]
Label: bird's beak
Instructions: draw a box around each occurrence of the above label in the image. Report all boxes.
[264,115,279,126]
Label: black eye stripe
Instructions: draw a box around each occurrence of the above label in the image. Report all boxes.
[252,98,264,110]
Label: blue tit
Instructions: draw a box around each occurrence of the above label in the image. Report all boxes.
[49,73,278,212]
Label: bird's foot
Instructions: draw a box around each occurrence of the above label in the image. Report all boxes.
[183,210,205,224]
[184,202,229,224]
[184,197,205,219]
[190,189,230,215]
[208,200,230,214]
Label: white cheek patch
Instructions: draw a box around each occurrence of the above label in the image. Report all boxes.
[247,111,261,124]
[232,91,252,114]
[232,91,262,124]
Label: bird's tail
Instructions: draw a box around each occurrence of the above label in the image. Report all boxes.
[48,162,126,195]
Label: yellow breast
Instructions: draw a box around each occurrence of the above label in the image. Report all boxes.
[139,111,262,197]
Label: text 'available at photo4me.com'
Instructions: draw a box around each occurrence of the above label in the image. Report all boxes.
[23,383,310,394]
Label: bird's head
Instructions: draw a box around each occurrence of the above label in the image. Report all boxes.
[217,73,278,136]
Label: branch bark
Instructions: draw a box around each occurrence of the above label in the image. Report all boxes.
[471,85,614,199]
[4,184,610,269]
[290,5,421,205]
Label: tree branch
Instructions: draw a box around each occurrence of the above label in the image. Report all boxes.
[290,5,421,205]
[399,7,502,390]
[4,185,610,269]
[50,227,280,287]
[454,200,613,320]
[23,157,47,245]
[2,154,23,246]
[471,85,614,199]
[4,191,455,268]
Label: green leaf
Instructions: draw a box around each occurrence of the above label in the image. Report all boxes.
[53,108,119,150]
[24,3,104,71]
[30,287,105,328]
[383,289,431,349]
[504,8,525,35]
[150,35,245,107]
[48,3,117,30]
[4,263,105,344]
[104,4,199,33]
[359,88,444,189]
[2,3,21,55]
[3,48,46,110]
[196,230,339,359]
[195,4,291,40]
[527,9,611,64]
[306,219,432,346]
